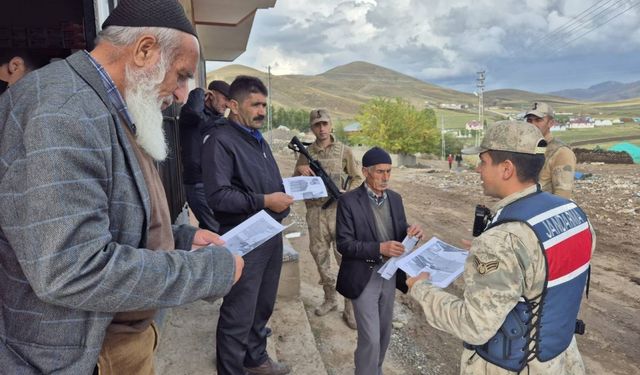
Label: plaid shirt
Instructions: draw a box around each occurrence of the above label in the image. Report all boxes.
[83,50,136,134]
[365,183,387,207]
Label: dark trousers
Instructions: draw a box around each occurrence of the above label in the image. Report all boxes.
[184,183,219,232]
[216,234,283,375]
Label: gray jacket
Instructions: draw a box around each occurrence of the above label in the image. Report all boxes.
[0,51,236,374]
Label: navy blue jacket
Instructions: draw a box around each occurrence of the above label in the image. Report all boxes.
[178,89,220,184]
[336,183,409,299]
[201,118,289,233]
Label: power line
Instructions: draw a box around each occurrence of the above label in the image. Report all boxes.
[545,0,636,50]
[556,1,640,50]
[535,0,620,46]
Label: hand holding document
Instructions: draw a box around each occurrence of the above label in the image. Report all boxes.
[219,210,285,256]
[378,235,419,280]
[283,176,328,201]
[396,237,468,288]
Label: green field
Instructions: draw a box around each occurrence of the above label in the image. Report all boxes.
[434,108,505,130]
[553,124,640,144]
[574,140,640,149]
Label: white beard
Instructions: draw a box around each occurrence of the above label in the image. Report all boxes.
[124,61,173,161]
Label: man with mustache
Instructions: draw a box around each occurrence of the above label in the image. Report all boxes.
[202,75,293,375]
[335,147,423,375]
[0,0,243,374]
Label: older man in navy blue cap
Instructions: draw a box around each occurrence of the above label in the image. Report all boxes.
[335,147,423,375]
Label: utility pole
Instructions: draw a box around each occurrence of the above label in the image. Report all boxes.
[441,113,445,160]
[476,71,485,147]
[267,65,273,145]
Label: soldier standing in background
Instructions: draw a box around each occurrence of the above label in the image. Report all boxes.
[525,102,576,199]
[294,108,362,328]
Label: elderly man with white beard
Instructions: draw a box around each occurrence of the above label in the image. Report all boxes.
[0,1,243,374]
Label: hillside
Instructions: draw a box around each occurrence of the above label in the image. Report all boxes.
[484,89,581,109]
[207,62,476,119]
[550,81,640,102]
[206,62,640,120]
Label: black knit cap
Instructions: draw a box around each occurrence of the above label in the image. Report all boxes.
[102,0,197,38]
[208,80,230,98]
[362,147,392,167]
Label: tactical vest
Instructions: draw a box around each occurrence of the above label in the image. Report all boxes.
[466,191,593,372]
[305,141,346,205]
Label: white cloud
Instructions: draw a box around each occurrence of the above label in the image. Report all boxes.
[255,46,325,75]
[208,0,640,92]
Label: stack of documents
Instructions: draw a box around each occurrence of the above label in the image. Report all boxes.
[396,237,468,288]
[219,210,285,256]
[283,176,328,201]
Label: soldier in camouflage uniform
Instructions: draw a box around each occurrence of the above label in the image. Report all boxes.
[294,109,362,327]
[407,121,596,375]
[525,102,576,199]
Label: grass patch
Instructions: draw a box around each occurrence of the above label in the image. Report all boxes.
[434,108,505,129]
[553,124,640,144]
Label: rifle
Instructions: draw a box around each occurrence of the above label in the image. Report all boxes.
[288,136,342,209]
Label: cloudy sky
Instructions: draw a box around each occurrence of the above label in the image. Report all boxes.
[206,0,640,93]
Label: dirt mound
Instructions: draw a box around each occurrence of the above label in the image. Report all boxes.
[574,148,634,164]
[263,128,303,152]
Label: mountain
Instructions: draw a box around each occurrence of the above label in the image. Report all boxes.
[549,81,640,102]
[206,62,640,119]
[207,61,476,119]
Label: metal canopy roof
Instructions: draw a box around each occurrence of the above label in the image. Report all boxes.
[180,0,277,62]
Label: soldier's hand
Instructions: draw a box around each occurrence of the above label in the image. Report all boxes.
[380,241,405,257]
[407,224,424,239]
[296,165,315,176]
[191,229,225,250]
[233,255,244,284]
[460,239,472,250]
[406,272,430,289]
[264,192,294,213]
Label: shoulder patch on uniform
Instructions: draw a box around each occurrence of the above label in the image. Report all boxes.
[474,256,499,275]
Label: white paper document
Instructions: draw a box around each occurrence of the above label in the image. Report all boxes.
[396,237,468,288]
[377,236,419,280]
[220,210,285,256]
[282,176,328,201]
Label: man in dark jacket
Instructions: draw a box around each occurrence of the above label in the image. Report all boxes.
[179,80,230,231]
[202,75,294,375]
[336,147,423,375]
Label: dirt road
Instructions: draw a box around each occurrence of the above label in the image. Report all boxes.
[278,151,640,375]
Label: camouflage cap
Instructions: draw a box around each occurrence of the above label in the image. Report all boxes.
[525,101,555,119]
[309,108,331,126]
[462,120,546,155]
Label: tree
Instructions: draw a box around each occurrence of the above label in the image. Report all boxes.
[444,132,464,156]
[271,106,309,131]
[355,98,440,155]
